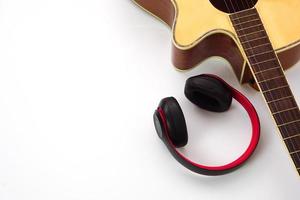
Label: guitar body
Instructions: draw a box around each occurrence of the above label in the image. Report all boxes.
[133,0,300,87]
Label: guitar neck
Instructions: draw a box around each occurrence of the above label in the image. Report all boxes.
[229,8,300,175]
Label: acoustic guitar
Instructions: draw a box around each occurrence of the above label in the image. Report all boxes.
[133,0,300,175]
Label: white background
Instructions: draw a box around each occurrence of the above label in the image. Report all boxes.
[0,0,299,199]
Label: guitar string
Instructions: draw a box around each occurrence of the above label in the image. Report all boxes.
[253,0,298,155]
[225,0,276,119]
[224,0,300,164]
[247,0,300,144]
[241,0,300,166]
[234,0,298,149]
[245,0,300,165]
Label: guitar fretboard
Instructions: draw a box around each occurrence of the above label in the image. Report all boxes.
[230,8,300,175]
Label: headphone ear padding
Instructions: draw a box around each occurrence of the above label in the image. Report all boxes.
[185,75,233,112]
[159,97,188,148]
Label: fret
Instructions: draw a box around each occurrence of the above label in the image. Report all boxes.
[264,86,292,103]
[248,50,274,58]
[230,8,256,18]
[248,53,277,65]
[262,85,289,93]
[251,58,277,66]
[267,96,293,104]
[245,46,273,56]
[279,124,300,138]
[231,8,257,22]
[278,120,300,128]
[284,134,300,141]
[253,67,283,83]
[241,38,270,51]
[257,76,286,90]
[231,8,300,175]
[240,36,268,44]
[257,75,285,84]
[290,150,300,155]
[239,30,265,38]
[254,66,281,75]
[273,107,299,115]
[244,43,271,51]
[273,109,300,125]
[234,23,264,34]
[235,24,263,33]
[286,138,300,152]
[234,18,260,26]
[268,96,297,113]
[230,11,257,21]
[244,45,273,57]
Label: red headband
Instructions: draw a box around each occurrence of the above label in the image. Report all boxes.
[158,74,260,175]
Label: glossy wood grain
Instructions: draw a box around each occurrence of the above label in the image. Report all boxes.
[133,0,300,88]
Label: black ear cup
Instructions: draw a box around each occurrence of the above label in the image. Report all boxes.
[185,75,233,112]
[154,75,260,175]
[158,97,188,148]
[153,110,164,139]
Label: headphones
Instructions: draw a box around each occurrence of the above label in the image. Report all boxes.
[153,74,260,176]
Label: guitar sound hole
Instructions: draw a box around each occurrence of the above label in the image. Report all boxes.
[209,0,258,13]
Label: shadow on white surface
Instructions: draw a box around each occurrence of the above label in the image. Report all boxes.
[0,0,299,200]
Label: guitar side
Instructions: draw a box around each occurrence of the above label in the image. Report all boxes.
[133,0,300,87]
